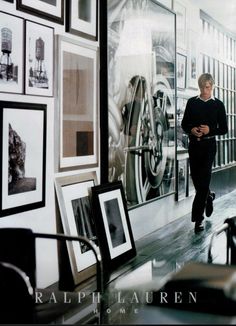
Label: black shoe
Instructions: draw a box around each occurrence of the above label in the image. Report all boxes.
[205,192,215,217]
[194,221,204,233]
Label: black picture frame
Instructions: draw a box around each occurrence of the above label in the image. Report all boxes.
[16,0,64,24]
[0,101,46,217]
[25,20,54,97]
[66,0,98,41]
[91,181,136,271]
[100,0,176,209]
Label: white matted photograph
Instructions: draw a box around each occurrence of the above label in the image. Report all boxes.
[66,0,97,40]
[91,181,136,271]
[25,20,54,96]
[17,0,64,24]
[0,101,46,217]
[54,172,98,284]
[57,36,98,169]
[177,53,187,89]
[0,11,24,94]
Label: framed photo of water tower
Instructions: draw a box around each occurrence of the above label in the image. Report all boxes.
[25,20,54,97]
[0,11,24,94]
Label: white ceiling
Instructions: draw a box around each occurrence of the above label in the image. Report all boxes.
[190,0,236,34]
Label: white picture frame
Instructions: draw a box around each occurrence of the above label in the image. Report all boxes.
[57,36,98,169]
[54,172,98,285]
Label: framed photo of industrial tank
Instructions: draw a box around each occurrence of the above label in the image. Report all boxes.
[91,181,136,271]
[55,172,98,284]
[16,0,64,24]
[0,11,24,94]
[57,36,98,169]
[66,0,98,41]
[0,101,46,217]
[100,0,176,208]
[25,21,54,97]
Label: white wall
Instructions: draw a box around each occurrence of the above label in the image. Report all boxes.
[0,1,99,288]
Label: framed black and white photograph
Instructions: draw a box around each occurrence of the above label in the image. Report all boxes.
[177,53,187,89]
[91,181,136,271]
[176,96,188,150]
[16,0,64,24]
[55,172,98,284]
[57,36,98,169]
[176,157,188,201]
[188,29,198,89]
[66,0,98,41]
[25,21,54,97]
[0,11,24,94]
[100,0,176,208]
[0,101,46,217]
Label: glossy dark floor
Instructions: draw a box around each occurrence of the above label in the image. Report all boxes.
[101,189,236,325]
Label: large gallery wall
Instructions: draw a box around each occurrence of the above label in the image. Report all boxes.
[0,0,235,289]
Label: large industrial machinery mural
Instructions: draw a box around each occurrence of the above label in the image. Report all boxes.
[0,27,18,83]
[107,0,176,208]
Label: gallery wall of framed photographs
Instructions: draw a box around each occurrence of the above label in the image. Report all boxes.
[0,0,100,288]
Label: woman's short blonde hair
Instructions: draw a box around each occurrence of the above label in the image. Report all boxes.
[198,73,215,88]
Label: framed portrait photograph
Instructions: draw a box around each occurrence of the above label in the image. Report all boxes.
[0,11,24,94]
[177,53,187,89]
[0,101,46,217]
[57,36,98,169]
[91,181,136,271]
[66,0,98,41]
[25,20,54,97]
[16,0,64,24]
[100,0,176,208]
[55,172,98,285]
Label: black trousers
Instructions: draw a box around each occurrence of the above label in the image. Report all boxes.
[188,139,216,222]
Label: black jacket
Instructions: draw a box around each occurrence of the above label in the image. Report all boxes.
[181,96,228,138]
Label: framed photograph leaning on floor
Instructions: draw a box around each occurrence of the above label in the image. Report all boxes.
[55,172,99,285]
[91,181,136,271]
[0,101,46,217]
